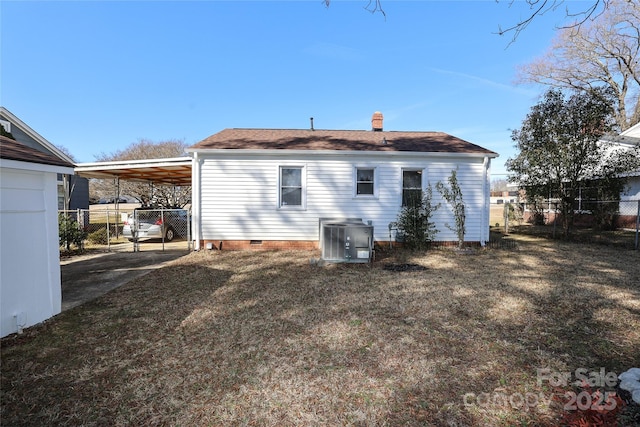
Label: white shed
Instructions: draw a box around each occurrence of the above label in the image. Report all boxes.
[188,114,498,250]
[1,136,74,337]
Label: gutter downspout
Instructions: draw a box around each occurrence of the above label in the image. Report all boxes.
[481,156,490,246]
[192,152,201,251]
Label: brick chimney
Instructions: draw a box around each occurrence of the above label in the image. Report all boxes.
[371,111,383,131]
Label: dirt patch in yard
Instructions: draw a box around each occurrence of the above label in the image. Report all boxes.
[2,236,640,426]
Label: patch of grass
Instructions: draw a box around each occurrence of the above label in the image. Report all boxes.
[2,236,639,426]
[509,224,638,249]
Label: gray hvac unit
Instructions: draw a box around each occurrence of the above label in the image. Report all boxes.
[320,218,374,263]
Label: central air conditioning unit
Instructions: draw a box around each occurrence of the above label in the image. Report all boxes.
[319,218,374,263]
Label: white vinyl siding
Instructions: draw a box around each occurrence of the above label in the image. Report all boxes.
[196,152,490,243]
[427,162,487,243]
[621,176,640,201]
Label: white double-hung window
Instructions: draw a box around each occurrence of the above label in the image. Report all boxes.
[279,166,305,208]
[354,167,377,197]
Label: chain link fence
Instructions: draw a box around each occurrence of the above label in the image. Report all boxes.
[490,199,640,250]
[58,208,191,252]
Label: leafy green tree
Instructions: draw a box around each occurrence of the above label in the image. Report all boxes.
[506,88,640,236]
[436,170,466,249]
[58,214,86,251]
[392,184,439,250]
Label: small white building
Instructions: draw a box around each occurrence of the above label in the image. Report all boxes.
[1,135,74,337]
[188,113,498,250]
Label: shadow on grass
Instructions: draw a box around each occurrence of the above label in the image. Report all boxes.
[2,240,639,426]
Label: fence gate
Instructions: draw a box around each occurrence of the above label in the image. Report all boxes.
[130,208,191,252]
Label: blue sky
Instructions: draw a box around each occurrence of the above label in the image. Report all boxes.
[1,1,574,176]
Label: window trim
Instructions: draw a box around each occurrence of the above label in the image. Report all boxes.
[278,165,307,210]
[353,166,378,199]
[0,119,11,134]
[401,168,424,206]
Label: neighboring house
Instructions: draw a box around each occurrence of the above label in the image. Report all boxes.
[609,122,640,201]
[0,107,88,210]
[188,113,498,250]
[515,125,640,227]
[490,191,519,205]
[0,136,75,337]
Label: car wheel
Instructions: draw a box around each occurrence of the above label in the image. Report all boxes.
[165,227,175,242]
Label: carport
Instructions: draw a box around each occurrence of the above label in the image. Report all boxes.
[75,157,192,187]
[74,157,193,250]
[58,158,194,310]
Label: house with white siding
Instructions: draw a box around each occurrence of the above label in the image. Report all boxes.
[610,122,640,201]
[188,113,498,250]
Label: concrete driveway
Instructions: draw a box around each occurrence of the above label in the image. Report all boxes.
[60,243,189,311]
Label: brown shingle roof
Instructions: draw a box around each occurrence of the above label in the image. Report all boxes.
[0,135,74,168]
[190,129,498,155]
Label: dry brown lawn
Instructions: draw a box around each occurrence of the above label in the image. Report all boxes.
[2,235,640,426]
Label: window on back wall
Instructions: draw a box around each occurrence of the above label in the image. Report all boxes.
[355,167,376,197]
[279,166,305,208]
[402,169,423,206]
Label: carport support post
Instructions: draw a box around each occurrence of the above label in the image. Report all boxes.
[172,184,177,208]
[161,208,165,251]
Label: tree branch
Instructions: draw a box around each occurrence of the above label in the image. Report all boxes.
[496,0,608,44]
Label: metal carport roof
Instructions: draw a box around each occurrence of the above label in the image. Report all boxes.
[74,157,192,186]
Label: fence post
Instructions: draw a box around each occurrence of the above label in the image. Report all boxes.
[107,209,111,252]
[552,202,557,239]
[188,210,192,251]
[635,200,639,251]
[504,203,509,234]
[77,208,84,251]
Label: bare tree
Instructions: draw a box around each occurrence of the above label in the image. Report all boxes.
[491,178,509,192]
[497,0,608,42]
[323,0,385,17]
[94,139,188,163]
[55,144,76,162]
[324,0,608,41]
[91,139,191,208]
[517,0,640,130]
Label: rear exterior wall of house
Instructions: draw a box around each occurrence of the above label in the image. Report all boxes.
[194,152,491,248]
